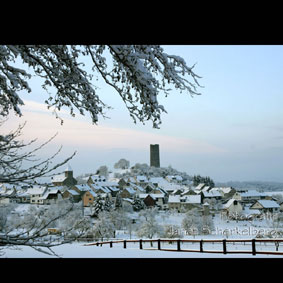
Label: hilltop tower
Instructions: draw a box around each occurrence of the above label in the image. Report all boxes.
[150,144,160,168]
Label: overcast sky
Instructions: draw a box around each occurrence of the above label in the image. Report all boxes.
[3,45,283,182]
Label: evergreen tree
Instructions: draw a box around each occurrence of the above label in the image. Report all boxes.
[104,194,113,212]
[114,192,123,210]
[91,195,104,217]
[132,195,145,212]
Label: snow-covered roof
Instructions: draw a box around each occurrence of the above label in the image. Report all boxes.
[240,190,265,198]
[83,190,97,197]
[223,199,241,208]
[194,183,206,191]
[256,200,280,208]
[148,177,165,185]
[219,187,233,194]
[89,175,107,183]
[181,195,201,204]
[123,187,136,195]
[40,187,62,199]
[166,175,183,182]
[202,186,211,192]
[168,195,201,204]
[203,190,222,198]
[136,175,148,182]
[74,184,93,192]
[67,189,80,196]
[26,186,47,195]
[52,173,66,183]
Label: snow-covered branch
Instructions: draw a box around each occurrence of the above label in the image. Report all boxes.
[0,45,202,128]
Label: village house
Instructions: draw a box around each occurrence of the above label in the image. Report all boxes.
[222,199,243,216]
[139,193,166,209]
[134,175,149,187]
[166,175,183,184]
[193,183,206,193]
[40,187,63,205]
[51,165,77,187]
[62,189,81,202]
[81,190,97,207]
[16,189,31,203]
[201,190,222,203]
[72,184,94,195]
[148,177,165,187]
[87,175,106,185]
[119,187,136,199]
[168,195,201,211]
[181,188,197,196]
[26,186,48,205]
[239,190,268,203]
[250,199,280,213]
[0,185,18,204]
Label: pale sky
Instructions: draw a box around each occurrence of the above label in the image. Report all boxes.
[3,45,283,182]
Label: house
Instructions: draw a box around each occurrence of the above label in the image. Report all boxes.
[232,191,242,201]
[40,187,63,204]
[201,190,222,202]
[250,200,280,213]
[119,187,136,199]
[51,165,77,187]
[168,195,201,211]
[166,175,183,184]
[148,177,166,187]
[222,199,243,216]
[81,190,97,207]
[87,175,107,185]
[118,178,129,189]
[219,187,236,199]
[16,189,31,203]
[139,193,166,208]
[26,186,48,204]
[135,175,149,186]
[139,194,156,207]
[181,188,197,196]
[62,189,81,202]
[171,189,183,195]
[193,183,206,192]
[0,186,18,204]
[240,190,267,203]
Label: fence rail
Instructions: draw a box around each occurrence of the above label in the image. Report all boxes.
[84,238,283,256]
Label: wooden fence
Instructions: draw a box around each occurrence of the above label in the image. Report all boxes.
[85,238,283,256]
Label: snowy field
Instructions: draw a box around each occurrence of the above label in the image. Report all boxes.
[2,242,283,258]
[2,209,283,258]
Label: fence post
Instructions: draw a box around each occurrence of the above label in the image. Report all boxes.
[110,241,113,248]
[200,240,203,252]
[177,239,181,251]
[223,239,227,254]
[252,239,256,255]
[123,240,127,249]
[139,239,143,249]
[158,239,161,250]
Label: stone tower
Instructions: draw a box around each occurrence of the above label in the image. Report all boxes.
[150,144,160,168]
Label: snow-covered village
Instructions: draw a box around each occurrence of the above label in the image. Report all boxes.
[2,45,283,259]
[1,144,283,258]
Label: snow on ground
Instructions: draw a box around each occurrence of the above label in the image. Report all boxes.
[2,207,283,258]
[1,242,283,258]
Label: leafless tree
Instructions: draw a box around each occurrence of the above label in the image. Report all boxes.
[0,118,76,186]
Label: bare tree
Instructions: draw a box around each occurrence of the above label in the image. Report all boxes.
[0,199,88,257]
[0,118,76,186]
